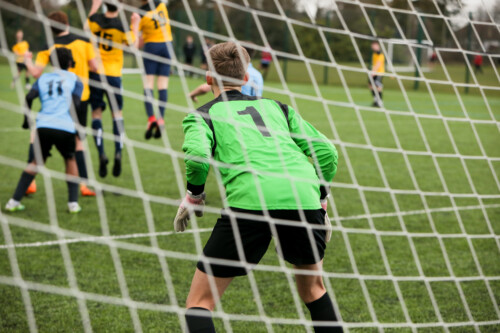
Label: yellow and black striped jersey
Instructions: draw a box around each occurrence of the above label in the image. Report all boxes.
[87,13,136,77]
[139,1,173,43]
[35,34,96,101]
[372,52,385,74]
[12,41,29,63]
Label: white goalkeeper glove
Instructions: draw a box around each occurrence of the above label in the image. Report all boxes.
[320,197,332,243]
[173,191,206,232]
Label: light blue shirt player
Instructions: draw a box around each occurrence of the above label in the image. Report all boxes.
[241,63,264,97]
[31,70,83,133]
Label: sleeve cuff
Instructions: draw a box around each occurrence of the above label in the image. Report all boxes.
[319,185,329,200]
[187,182,205,196]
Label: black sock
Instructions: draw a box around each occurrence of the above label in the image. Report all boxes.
[25,76,30,84]
[75,151,88,181]
[185,307,216,333]
[92,119,105,157]
[27,143,34,163]
[67,179,79,203]
[113,117,124,157]
[144,89,154,118]
[371,89,375,97]
[13,172,35,201]
[379,91,383,100]
[158,89,168,119]
[305,293,343,333]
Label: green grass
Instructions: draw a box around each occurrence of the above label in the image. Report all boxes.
[0,59,500,333]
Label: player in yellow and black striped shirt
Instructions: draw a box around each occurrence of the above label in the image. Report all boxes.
[369,41,385,108]
[87,0,139,178]
[11,30,31,89]
[138,0,173,140]
[24,11,99,197]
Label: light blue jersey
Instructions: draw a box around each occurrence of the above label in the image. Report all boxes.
[33,70,83,133]
[241,63,264,97]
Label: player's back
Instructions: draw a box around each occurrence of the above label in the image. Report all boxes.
[193,91,329,210]
[35,70,80,133]
[139,1,172,43]
[36,34,95,101]
[88,13,134,76]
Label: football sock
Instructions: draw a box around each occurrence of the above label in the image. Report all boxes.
[185,307,216,333]
[91,119,105,157]
[75,150,88,181]
[25,76,30,84]
[13,172,35,201]
[144,89,155,118]
[67,179,79,203]
[158,89,168,119]
[27,143,34,163]
[113,117,124,157]
[378,91,383,101]
[305,293,343,333]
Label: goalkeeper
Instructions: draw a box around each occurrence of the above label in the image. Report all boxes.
[174,42,341,332]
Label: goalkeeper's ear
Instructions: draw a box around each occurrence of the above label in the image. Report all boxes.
[206,72,213,86]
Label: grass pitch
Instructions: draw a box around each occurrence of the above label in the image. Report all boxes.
[1,61,500,332]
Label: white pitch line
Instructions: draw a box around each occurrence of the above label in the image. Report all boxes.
[0,227,213,249]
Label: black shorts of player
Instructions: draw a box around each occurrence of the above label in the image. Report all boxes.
[368,75,383,88]
[197,208,327,278]
[261,61,270,69]
[34,128,76,161]
[143,42,172,76]
[16,63,27,72]
[89,72,123,112]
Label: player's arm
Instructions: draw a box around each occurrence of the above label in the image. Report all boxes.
[173,112,214,232]
[88,0,102,17]
[86,42,98,73]
[23,81,40,129]
[25,51,45,78]
[129,13,140,49]
[71,79,84,117]
[189,84,211,103]
[285,104,338,197]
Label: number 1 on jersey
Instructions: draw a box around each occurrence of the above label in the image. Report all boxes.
[237,106,271,137]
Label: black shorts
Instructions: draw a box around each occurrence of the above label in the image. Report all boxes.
[16,63,27,72]
[261,61,270,69]
[34,128,76,161]
[197,208,327,277]
[143,42,172,76]
[89,72,123,112]
[369,75,383,88]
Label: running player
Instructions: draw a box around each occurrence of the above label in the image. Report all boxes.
[5,48,83,213]
[137,0,173,139]
[369,41,385,108]
[25,11,98,197]
[87,0,139,177]
[174,42,341,332]
[11,30,31,90]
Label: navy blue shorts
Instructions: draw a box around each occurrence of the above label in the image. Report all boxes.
[143,42,171,76]
[89,72,123,112]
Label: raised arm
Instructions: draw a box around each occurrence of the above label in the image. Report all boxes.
[88,0,102,17]
[286,105,338,196]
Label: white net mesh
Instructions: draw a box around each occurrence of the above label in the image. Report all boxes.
[0,0,499,332]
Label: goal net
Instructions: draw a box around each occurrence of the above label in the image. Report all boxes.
[1,0,499,332]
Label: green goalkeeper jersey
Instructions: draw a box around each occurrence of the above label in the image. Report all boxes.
[182,90,338,210]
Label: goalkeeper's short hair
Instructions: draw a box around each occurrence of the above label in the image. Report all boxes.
[208,42,250,86]
[49,47,75,71]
